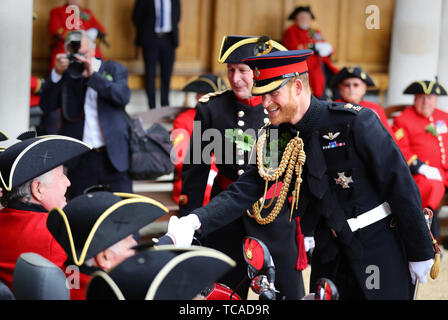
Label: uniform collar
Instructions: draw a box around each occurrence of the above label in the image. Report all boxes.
[293,95,321,133]
[235,95,262,107]
[7,200,47,213]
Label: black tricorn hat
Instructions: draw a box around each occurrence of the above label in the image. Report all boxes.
[47,191,169,266]
[329,66,375,88]
[86,245,236,300]
[0,130,8,142]
[288,6,315,20]
[218,35,287,64]
[0,134,91,191]
[403,78,448,96]
[182,74,227,94]
[0,129,9,153]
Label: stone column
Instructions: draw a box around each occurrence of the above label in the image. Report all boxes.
[0,0,33,143]
[386,0,442,107]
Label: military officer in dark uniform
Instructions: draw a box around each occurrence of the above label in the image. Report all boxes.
[179,35,306,299]
[174,50,435,299]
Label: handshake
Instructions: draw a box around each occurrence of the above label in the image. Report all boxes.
[165,214,201,247]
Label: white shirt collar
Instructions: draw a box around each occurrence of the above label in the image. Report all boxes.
[92,57,102,73]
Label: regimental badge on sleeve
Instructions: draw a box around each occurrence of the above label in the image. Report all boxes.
[394,128,404,141]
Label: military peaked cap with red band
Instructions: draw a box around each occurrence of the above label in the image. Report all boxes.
[242,49,313,95]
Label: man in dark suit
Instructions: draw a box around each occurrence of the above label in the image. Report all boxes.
[132,0,181,109]
[39,30,132,199]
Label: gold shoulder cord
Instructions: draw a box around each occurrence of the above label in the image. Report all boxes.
[247,127,306,224]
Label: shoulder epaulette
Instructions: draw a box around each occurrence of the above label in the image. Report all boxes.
[198,89,231,103]
[329,102,364,114]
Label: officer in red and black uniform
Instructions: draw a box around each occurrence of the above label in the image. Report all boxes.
[282,6,339,99]
[179,35,306,300]
[330,66,394,137]
[49,0,106,70]
[392,79,448,238]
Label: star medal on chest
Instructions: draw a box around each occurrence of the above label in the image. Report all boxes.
[334,172,353,189]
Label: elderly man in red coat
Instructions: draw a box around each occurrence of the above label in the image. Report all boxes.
[0,133,91,290]
[331,66,394,137]
[392,79,448,238]
[282,6,339,99]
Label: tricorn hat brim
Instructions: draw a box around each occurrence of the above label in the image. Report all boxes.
[218,35,287,64]
[86,245,236,300]
[329,66,375,88]
[403,80,448,96]
[0,130,8,142]
[47,192,169,266]
[182,74,227,94]
[288,6,315,20]
[0,135,91,191]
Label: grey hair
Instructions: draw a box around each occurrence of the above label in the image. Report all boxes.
[83,240,126,267]
[64,29,96,52]
[0,169,54,207]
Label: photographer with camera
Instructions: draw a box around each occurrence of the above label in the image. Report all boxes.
[49,0,107,71]
[40,30,133,200]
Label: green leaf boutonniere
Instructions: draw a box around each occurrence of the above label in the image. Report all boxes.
[101,71,114,82]
[308,28,315,39]
[425,124,438,137]
[225,129,256,152]
[80,11,91,21]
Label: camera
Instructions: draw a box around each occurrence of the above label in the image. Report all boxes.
[65,31,85,79]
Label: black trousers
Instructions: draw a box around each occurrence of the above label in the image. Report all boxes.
[142,35,176,109]
[67,148,133,199]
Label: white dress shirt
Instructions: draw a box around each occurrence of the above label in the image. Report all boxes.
[154,0,172,33]
[51,58,105,148]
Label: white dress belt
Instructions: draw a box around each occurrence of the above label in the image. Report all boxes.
[347,202,392,232]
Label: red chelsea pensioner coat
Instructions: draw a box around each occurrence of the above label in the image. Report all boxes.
[0,203,67,289]
[392,106,448,209]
